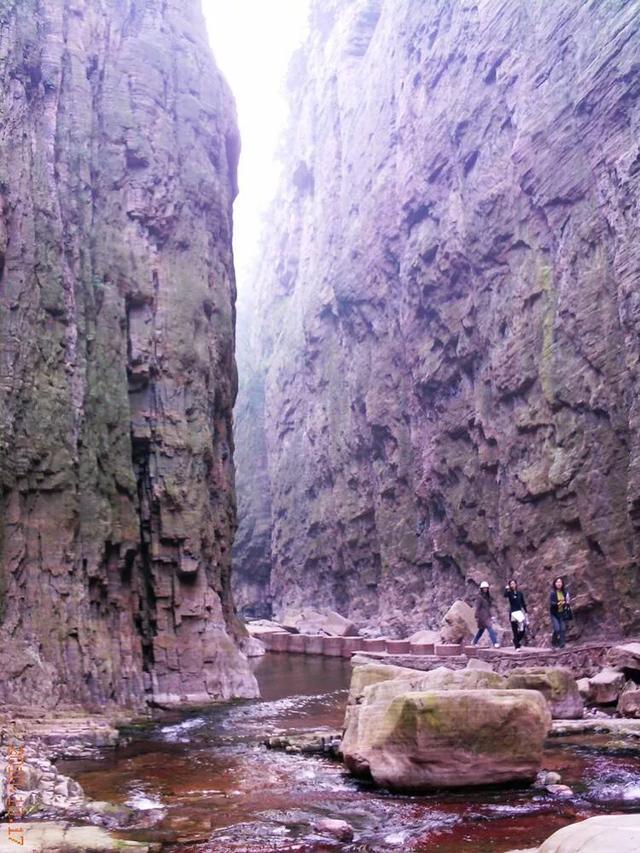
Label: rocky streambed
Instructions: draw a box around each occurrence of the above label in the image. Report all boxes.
[2,653,637,852]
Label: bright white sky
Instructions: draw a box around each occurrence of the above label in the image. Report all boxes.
[202,1,310,291]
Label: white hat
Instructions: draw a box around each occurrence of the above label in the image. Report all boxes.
[480,581,490,589]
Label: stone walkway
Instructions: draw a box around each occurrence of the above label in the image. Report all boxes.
[260,631,626,678]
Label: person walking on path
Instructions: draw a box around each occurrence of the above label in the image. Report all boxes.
[473,581,500,647]
[549,577,571,648]
[503,579,528,649]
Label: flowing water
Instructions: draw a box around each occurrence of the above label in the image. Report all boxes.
[59,654,640,851]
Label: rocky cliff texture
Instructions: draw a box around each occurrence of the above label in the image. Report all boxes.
[0,0,257,707]
[234,0,640,640]
[232,309,273,618]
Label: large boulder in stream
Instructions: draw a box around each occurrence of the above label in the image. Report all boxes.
[505,667,583,719]
[535,814,640,852]
[342,664,551,790]
[344,688,551,791]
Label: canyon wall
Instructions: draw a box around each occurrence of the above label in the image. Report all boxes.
[0,0,257,707]
[234,0,640,640]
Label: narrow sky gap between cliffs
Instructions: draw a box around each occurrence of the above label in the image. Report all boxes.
[203,0,310,291]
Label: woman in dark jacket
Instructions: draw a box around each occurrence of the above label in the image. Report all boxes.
[549,577,571,648]
[472,582,500,647]
[503,579,527,649]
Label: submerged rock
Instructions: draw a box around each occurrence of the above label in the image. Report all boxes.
[505,667,583,719]
[344,688,551,791]
[313,818,354,842]
[535,771,562,787]
[545,783,574,798]
[264,732,342,758]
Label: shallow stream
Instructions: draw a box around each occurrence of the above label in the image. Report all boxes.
[60,654,640,851]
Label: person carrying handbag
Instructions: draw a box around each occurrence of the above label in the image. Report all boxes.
[503,579,528,649]
[549,577,572,648]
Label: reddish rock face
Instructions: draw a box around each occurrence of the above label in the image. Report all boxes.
[0,0,257,707]
[234,0,640,640]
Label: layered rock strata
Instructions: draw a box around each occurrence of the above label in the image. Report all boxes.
[235,0,640,639]
[0,0,256,707]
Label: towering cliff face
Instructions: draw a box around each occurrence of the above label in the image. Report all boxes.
[234,0,640,639]
[0,0,257,707]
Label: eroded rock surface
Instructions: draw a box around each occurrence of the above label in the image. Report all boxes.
[234,0,640,638]
[344,688,551,791]
[0,0,256,707]
[505,667,583,719]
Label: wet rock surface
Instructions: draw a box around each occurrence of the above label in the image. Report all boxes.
[0,0,256,707]
[234,0,640,640]
[263,731,342,758]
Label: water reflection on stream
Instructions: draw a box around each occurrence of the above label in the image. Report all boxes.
[60,654,640,851]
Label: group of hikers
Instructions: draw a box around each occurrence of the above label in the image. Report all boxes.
[472,577,572,649]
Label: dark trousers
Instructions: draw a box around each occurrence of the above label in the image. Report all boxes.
[511,619,525,648]
[551,614,566,647]
[473,625,498,646]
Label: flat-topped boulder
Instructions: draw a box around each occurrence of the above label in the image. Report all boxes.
[246,619,291,636]
[343,688,551,791]
[607,643,640,672]
[347,662,428,704]
[585,667,626,705]
[280,608,357,637]
[354,665,506,710]
[505,667,583,719]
